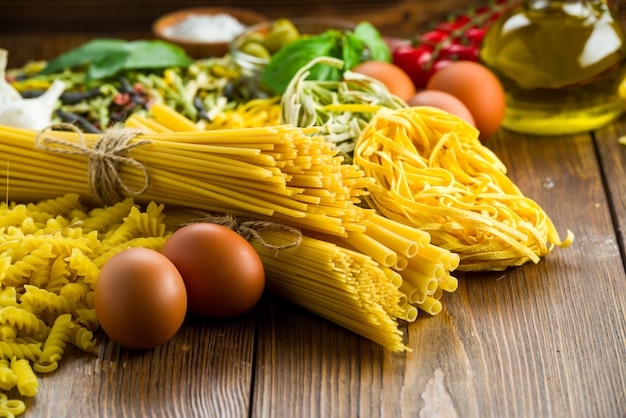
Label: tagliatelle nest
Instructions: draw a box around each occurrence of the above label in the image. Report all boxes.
[353,106,574,271]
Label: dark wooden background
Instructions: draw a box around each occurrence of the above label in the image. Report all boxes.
[1,1,626,417]
[0,0,477,37]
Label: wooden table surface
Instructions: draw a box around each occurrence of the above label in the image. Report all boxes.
[1,1,626,417]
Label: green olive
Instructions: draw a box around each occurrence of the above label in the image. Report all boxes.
[240,41,272,60]
[264,19,301,54]
[243,32,266,45]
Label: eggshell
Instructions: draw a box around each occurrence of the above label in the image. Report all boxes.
[426,60,506,141]
[161,223,265,318]
[94,247,187,350]
[407,90,476,127]
[351,61,417,102]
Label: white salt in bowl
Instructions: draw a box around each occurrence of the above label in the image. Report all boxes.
[152,7,268,58]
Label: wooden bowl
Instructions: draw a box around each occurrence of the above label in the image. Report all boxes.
[152,7,268,59]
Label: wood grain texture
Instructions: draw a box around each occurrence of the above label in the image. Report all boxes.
[22,313,257,417]
[0,1,625,417]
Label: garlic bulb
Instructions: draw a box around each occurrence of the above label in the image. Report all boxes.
[0,49,22,106]
[0,78,66,130]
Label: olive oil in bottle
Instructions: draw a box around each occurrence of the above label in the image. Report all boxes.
[480,0,626,135]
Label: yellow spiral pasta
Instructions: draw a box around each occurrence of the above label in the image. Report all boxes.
[75,308,98,331]
[69,324,97,353]
[59,283,91,304]
[0,193,175,410]
[0,392,25,418]
[0,360,16,392]
[2,245,55,287]
[354,106,574,271]
[34,314,74,373]
[66,249,100,285]
[10,358,38,397]
[0,342,41,362]
[0,289,17,308]
[80,198,136,233]
[0,307,49,341]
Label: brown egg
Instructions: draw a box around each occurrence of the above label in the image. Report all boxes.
[94,247,187,350]
[407,90,476,127]
[161,223,265,318]
[351,60,417,102]
[426,60,506,141]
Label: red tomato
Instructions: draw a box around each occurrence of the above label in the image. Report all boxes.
[392,45,433,89]
[438,43,479,61]
[161,223,265,319]
[465,27,487,44]
[94,247,187,350]
[420,29,449,45]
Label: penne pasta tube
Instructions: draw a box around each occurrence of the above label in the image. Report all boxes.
[399,280,426,304]
[341,231,397,268]
[395,304,418,322]
[416,296,443,316]
[364,219,419,258]
[406,254,446,280]
[400,267,439,296]
[439,275,459,293]
[393,255,408,271]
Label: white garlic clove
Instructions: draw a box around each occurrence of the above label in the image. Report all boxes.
[0,49,22,107]
[0,79,66,130]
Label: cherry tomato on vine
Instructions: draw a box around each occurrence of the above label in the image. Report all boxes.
[392,45,433,89]
[438,43,479,61]
[419,29,449,45]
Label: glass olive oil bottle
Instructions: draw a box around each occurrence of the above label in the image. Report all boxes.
[480,0,626,135]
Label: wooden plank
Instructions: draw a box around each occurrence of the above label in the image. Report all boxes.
[595,119,626,253]
[453,129,626,417]
[22,314,257,417]
[251,128,626,417]
[252,294,390,418]
[393,129,626,417]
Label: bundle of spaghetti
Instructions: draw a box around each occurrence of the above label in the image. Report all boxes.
[326,212,459,316]
[129,103,460,320]
[167,205,459,351]
[247,226,413,352]
[0,120,376,236]
[353,106,574,271]
[0,193,172,407]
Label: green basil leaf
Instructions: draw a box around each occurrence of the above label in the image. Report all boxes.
[342,33,366,70]
[40,39,126,75]
[86,49,131,83]
[40,39,193,83]
[261,33,340,94]
[353,21,391,62]
[121,40,193,69]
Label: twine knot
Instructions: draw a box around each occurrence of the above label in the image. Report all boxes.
[183,212,302,250]
[35,123,152,205]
